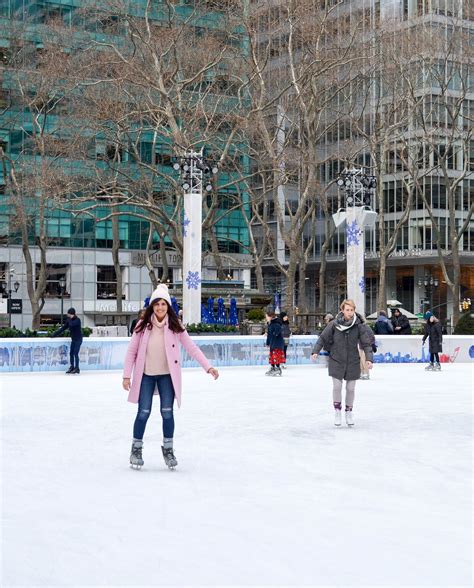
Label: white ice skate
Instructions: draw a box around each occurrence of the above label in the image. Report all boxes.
[265,366,276,376]
[334,409,342,427]
[425,363,435,371]
[345,410,354,427]
[434,363,441,371]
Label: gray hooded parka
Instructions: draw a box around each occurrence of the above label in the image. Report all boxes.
[312,313,374,381]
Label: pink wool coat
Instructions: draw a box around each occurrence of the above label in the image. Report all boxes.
[123,320,212,407]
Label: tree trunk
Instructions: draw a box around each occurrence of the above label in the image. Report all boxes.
[144,222,159,289]
[376,257,387,312]
[159,231,169,283]
[112,215,123,314]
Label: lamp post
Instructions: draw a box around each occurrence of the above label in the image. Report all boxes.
[418,273,438,312]
[173,150,218,325]
[58,276,66,325]
[334,168,377,317]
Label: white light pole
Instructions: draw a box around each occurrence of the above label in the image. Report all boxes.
[333,168,377,317]
[173,150,218,325]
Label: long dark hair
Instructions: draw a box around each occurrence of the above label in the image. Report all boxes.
[134,299,185,334]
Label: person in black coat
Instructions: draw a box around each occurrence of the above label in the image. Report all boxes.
[311,299,373,427]
[129,309,145,336]
[52,307,83,374]
[280,311,291,366]
[422,312,443,371]
[391,309,412,334]
[265,310,285,376]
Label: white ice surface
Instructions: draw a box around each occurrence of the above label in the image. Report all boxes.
[1,364,472,588]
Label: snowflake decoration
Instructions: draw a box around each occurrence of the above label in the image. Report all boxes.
[182,214,191,237]
[346,220,361,247]
[359,277,366,293]
[186,270,201,290]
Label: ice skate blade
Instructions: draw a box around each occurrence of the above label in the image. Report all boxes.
[130,464,143,470]
[334,423,341,427]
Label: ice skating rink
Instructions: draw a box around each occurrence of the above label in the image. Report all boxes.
[1,364,472,588]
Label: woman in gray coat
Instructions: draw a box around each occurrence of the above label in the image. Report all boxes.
[311,299,373,427]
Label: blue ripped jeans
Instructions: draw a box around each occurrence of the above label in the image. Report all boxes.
[133,374,175,440]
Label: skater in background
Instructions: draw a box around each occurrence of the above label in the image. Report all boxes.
[129,309,145,336]
[374,310,394,334]
[122,284,219,469]
[311,299,373,427]
[51,308,83,374]
[265,309,285,376]
[280,311,291,368]
[391,309,412,335]
[324,313,334,325]
[422,311,443,371]
[359,319,376,380]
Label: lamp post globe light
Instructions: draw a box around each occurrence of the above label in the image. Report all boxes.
[333,167,377,317]
[173,150,218,325]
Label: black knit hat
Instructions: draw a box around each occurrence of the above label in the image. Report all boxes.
[67,307,76,315]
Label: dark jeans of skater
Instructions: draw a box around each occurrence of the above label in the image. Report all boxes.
[133,374,176,440]
[70,340,82,369]
[430,352,440,363]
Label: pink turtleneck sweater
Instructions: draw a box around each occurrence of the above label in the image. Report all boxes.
[144,315,170,376]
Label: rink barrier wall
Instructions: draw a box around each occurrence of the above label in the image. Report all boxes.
[0,335,472,372]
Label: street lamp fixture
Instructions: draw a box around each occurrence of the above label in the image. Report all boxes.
[333,167,377,316]
[172,149,219,325]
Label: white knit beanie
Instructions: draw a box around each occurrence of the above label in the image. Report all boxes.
[149,284,172,306]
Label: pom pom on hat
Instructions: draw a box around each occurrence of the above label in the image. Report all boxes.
[424,311,433,320]
[149,284,172,306]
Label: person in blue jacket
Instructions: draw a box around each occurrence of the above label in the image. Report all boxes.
[374,310,394,335]
[52,308,83,374]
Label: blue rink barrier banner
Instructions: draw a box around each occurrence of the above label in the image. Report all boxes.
[0,335,472,372]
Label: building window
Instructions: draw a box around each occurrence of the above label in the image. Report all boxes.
[35,264,69,297]
[97,266,124,299]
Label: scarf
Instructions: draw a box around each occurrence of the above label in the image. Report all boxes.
[334,312,357,332]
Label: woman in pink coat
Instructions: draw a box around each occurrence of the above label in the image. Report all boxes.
[122,285,219,469]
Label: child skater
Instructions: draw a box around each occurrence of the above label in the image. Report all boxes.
[422,311,443,371]
[265,309,285,376]
[311,299,373,427]
[122,285,219,469]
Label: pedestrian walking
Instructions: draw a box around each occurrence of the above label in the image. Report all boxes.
[280,311,291,368]
[122,284,219,470]
[391,309,412,334]
[422,311,443,371]
[265,309,285,376]
[311,299,373,427]
[51,308,83,374]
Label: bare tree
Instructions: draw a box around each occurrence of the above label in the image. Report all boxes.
[400,18,473,325]
[1,27,85,328]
